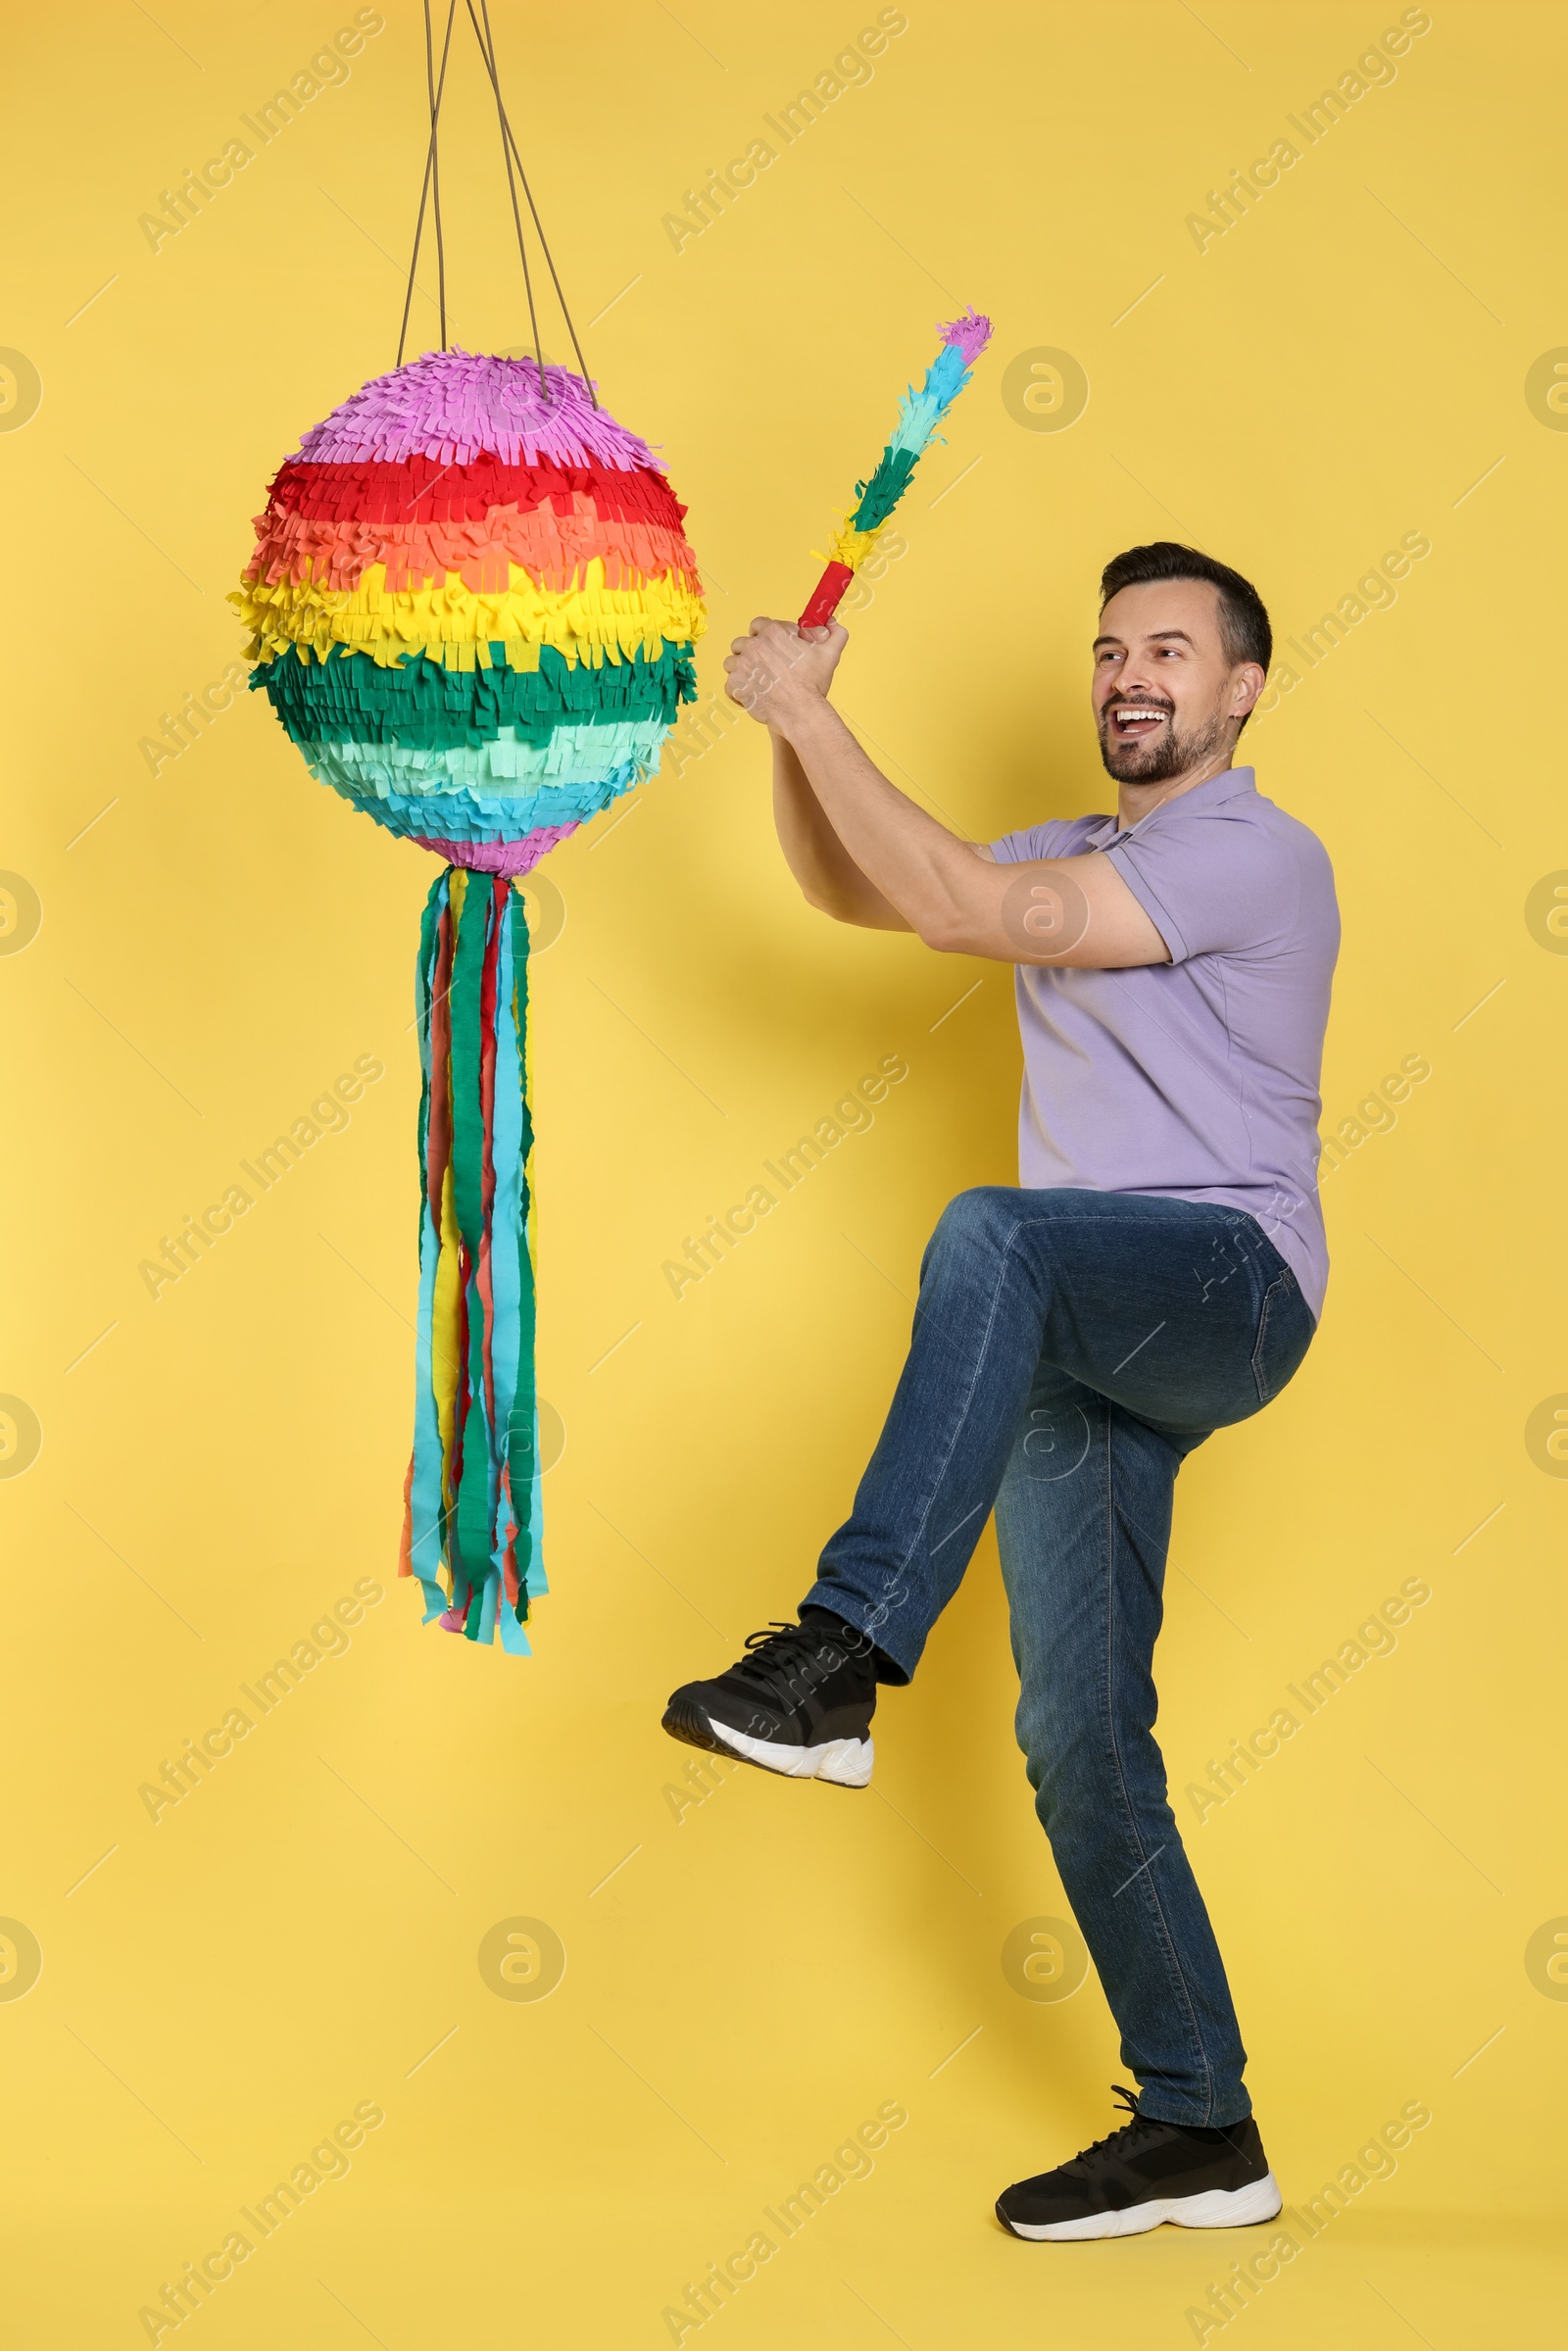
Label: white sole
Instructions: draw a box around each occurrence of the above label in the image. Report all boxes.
[1006,2172,1282,2241]
[707,1717,874,1788]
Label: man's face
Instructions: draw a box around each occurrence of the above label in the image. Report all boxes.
[1092,578,1261,785]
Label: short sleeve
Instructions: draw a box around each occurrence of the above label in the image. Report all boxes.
[1104,809,1301,962]
[989,818,1099,864]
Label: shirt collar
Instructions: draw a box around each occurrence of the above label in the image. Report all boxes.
[1083,764,1256,850]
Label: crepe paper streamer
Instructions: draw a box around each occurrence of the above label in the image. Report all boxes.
[404,867,541,1648]
[797,308,993,631]
[232,349,705,1650]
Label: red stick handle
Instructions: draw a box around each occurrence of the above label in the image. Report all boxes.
[798,561,855,631]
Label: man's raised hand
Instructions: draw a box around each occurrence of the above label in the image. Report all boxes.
[724,616,848,729]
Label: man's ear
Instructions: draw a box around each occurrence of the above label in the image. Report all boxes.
[1231,662,1266,718]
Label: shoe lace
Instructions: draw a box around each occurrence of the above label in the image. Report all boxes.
[733,1619,858,1698]
[1069,2085,1160,2172]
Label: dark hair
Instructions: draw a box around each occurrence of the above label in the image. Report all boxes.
[1100,541,1272,678]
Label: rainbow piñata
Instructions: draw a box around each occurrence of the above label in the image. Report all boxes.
[232,351,706,1650]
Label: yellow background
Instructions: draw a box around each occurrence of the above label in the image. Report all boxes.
[3,2,1562,2343]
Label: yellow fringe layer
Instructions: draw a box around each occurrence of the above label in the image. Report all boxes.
[815,521,888,573]
[231,558,708,671]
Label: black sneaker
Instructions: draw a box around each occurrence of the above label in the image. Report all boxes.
[662,1610,877,1788]
[996,2084,1282,2241]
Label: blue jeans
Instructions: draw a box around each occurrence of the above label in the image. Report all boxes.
[802,1187,1315,2127]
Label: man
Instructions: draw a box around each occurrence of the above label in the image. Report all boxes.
[662,542,1338,2241]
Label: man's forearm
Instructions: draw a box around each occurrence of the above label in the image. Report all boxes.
[783,700,983,948]
[771,731,908,928]
[726,615,1168,972]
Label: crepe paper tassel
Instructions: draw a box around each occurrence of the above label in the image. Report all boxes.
[233,349,706,1652]
[403,869,541,1649]
[798,307,993,631]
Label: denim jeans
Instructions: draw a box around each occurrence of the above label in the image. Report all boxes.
[801,1186,1315,2127]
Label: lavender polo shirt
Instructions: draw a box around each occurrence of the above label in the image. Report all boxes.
[990,765,1339,1319]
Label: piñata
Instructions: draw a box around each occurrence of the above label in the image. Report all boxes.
[232,350,705,1650]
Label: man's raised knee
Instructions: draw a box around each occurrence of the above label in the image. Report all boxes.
[930,1186,1018,1263]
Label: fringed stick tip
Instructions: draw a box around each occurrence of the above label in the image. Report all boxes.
[940,308,993,366]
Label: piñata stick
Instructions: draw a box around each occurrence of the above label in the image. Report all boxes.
[798,308,993,630]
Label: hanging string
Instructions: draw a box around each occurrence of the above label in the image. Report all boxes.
[395,0,594,404]
[470,0,598,408]
[427,0,450,350]
[465,0,546,401]
[396,0,459,366]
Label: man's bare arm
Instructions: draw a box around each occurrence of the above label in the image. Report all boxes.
[771,730,911,930]
[727,618,1170,970]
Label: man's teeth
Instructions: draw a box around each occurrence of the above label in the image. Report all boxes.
[1116,709,1166,725]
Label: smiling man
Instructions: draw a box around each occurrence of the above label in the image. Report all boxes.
[662,541,1339,2240]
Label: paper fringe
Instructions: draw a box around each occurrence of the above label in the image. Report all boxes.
[940,306,994,367]
[232,561,707,671]
[302,713,667,790]
[294,351,662,473]
[248,501,701,599]
[307,758,648,842]
[255,632,694,850]
[814,309,995,577]
[253,638,697,749]
[411,824,579,876]
[265,455,690,531]
[401,867,543,1651]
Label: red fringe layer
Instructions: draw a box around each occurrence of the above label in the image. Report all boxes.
[265,455,689,532]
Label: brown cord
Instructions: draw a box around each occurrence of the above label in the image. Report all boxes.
[397,0,458,367]
[427,0,449,349]
[397,0,594,404]
[471,0,597,407]
[465,0,546,400]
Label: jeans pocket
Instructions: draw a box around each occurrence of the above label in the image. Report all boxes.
[1251,1266,1311,1405]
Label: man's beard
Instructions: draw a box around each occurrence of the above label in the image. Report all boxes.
[1097,701,1232,784]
